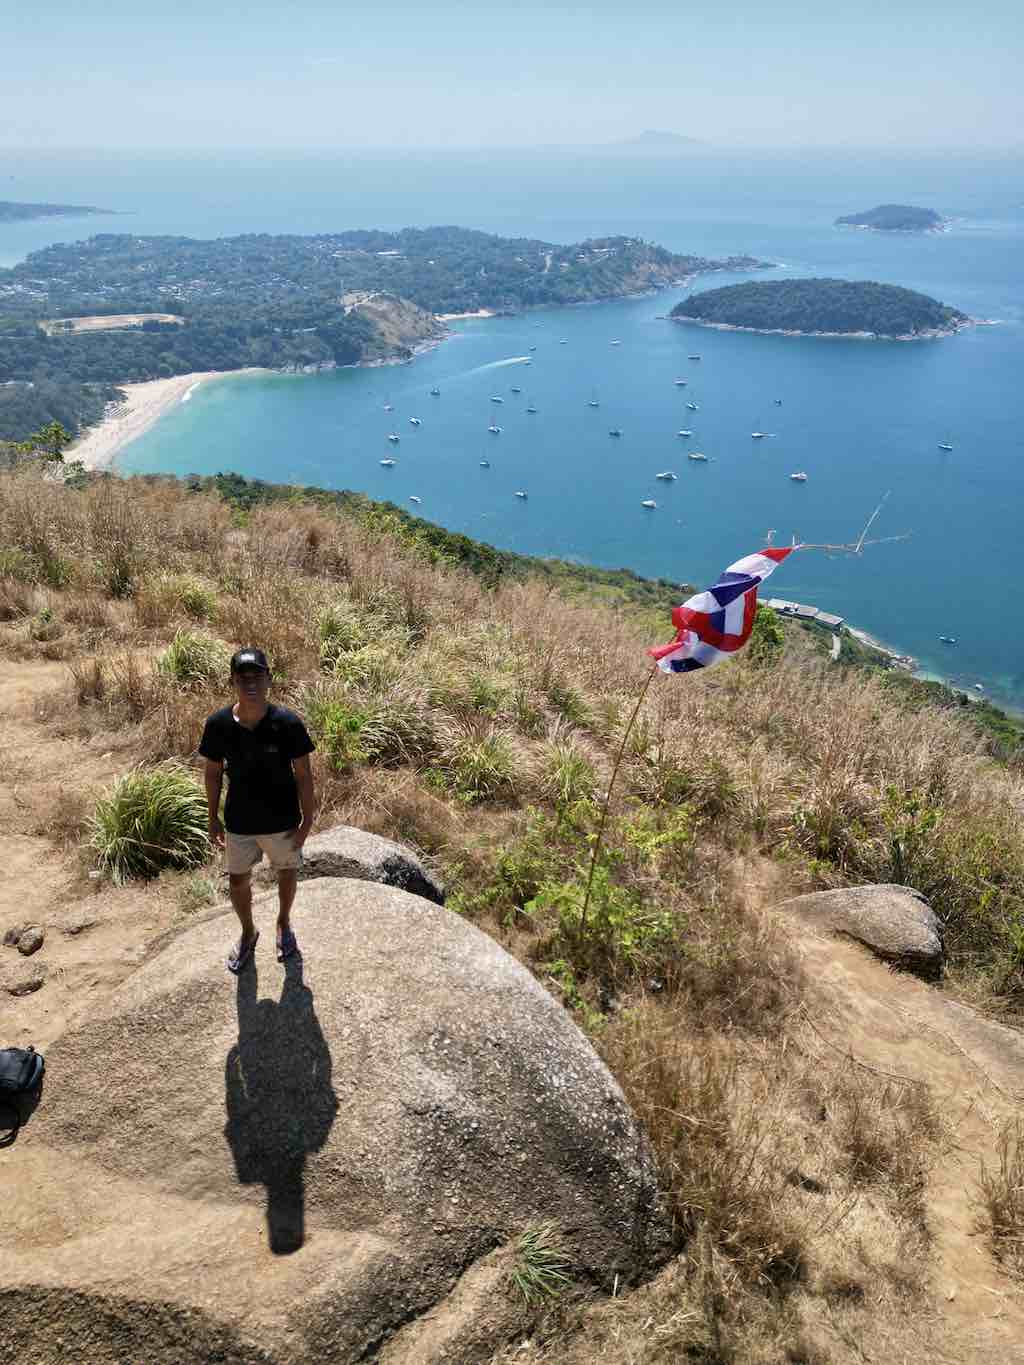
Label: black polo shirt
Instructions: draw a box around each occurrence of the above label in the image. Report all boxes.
[199,703,315,835]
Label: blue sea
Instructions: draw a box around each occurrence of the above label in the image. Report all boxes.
[3,147,1023,707]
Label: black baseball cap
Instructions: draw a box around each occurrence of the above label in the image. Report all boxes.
[230,647,270,674]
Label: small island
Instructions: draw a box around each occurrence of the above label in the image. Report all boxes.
[0,200,112,225]
[835,204,945,233]
[670,278,968,340]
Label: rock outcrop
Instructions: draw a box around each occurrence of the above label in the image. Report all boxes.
[775,883,943,979]
[256,825,444,904]
[6,879,669,1363]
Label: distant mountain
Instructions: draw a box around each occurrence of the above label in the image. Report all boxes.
[835,204,944,232]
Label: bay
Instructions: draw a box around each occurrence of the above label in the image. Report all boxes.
[3,147,1023,706]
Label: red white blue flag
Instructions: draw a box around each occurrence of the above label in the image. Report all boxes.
[648,547,795,674]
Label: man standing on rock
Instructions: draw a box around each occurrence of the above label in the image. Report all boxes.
[200,647,316,973]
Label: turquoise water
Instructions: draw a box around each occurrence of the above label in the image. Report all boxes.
[3,148,1023,705]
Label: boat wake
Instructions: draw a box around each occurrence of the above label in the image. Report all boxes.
[465,356,533,374]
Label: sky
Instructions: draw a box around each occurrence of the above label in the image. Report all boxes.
[3,0,1022,151]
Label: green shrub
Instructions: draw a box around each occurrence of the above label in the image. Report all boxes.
[531,864,676,976]
[90,764,210,883]
[157,629,230,685]
[304,687,370,771]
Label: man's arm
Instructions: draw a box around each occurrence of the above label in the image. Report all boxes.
[292,754,315,848]
[204,758,225,847]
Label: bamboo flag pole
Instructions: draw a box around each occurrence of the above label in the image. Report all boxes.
[579,663,658,936]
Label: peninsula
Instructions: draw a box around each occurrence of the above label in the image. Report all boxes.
[670,278,968,340]
[835,204,945,232]
[0,199,112,224]
[0,226,769,442]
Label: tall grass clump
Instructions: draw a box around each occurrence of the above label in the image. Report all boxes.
[442,728,518,803]
[157,629,230,686]
[507,1222,573,1304]
[89,763,210,883]
[977,1118,1024,1280]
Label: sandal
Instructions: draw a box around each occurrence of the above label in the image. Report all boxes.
[276,928,297,962]
[227,931,259,974]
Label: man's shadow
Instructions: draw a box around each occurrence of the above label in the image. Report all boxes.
[224,953,339,1254]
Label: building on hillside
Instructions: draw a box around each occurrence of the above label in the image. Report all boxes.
[764,598,845,630]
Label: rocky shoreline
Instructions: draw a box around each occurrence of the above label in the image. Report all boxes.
[669,315,972,342]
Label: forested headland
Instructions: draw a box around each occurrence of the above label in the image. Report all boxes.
[0,227,768,441]
[670,278,967,338]
[835,204,944,231]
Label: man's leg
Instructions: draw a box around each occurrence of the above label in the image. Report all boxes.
[277,868,297,935]
[229,871,257,947]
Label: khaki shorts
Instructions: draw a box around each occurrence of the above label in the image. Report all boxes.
[225,829,301,877]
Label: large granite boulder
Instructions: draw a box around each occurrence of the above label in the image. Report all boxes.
[775,883,943,980]
[5,879,670,1363]
[256,825,444,904]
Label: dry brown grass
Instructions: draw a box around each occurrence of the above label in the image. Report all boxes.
[976,1118,1024,1280]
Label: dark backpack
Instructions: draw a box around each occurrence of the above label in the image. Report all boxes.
[0,1046,45,1147]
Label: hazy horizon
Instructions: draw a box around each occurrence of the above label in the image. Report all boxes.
[3,1,1021,154]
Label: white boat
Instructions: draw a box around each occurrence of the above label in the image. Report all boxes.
[526,404,538,414]
[387,433,400,443]
[515,490,528,499]
[610,339,621,345]
[641,499,657,509]
[790,471,807,481]
[938,442,954,451]
[608,428,623,437]
[488,424,502,434]
[490,396,504,404]
[974,683,984,692]
[676,429,693,437]
[686,402,699,411]
[409,495,421,504]
[559,339,568,344]
[479,459,490,467]
[655,470,677,480]
[409,417,421,426]
[587,399,600,408]
[510,386,522,393]
[688,451,708,462]
[688,354,701,360]
[674,379,687,386]
[379,458,396,467]
[383,403,393,412]
[751,431,768,439]
[939,635,957,645]
[774,398,783,406]
[430,386,440,396]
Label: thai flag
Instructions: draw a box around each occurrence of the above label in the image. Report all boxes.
[648,547,795,674]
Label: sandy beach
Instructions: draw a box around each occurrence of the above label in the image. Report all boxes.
[67,371,236,471]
